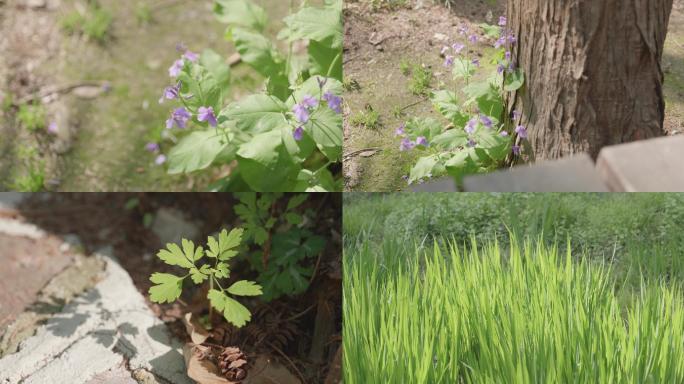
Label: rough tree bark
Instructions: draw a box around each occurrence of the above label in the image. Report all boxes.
[506,0,674,160]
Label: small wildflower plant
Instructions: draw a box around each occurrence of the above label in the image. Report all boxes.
[149,0,343,191]
[396,16,528,185]
[149,227,263,328]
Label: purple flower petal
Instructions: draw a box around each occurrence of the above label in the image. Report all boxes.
[515,125,527,139]
[465,117,477,134]
[47,121,58,134]
[480,115,493,129]
[155,154,167,165]
[395,125,405,136]
[452,43,465,54]
[293,104,310,123]
[168,59,184,78]
[512,145,521,155]
[468,34,478,43]
[183,51,199,63]
[416,136,429,147]
[444,55,454,67]
[167,107,191,129]
[197,106,218,127]
[301,94,319,109]
[145,142,160,153]
[323,92,342,114]
[399,138,416,151]
[293,126,304,141]
[498,16,507,26]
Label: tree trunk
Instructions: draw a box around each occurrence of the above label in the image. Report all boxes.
[506,0,673,160]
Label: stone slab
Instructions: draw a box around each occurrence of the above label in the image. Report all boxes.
[0,251,192,384]
[596,135,684,191]
[463,154,609,192]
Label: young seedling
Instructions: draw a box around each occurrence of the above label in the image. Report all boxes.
[149,228,262,328]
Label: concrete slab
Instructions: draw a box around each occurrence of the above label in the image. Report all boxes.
[463,154,609,192]
[596,135,684,191]
[0,251,192,384]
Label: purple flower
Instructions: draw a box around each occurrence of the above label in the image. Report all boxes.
[444,55,454,67]
[465,118,477,134]
[458,25,468,35]
[166,107,191,129]
[505,51,512,61]
[145,142,160,153]
[511,110,521,120]
[515,125,527,139]
[168,59,184,78]
[471,58,480,67]
[301,94,319,109]
[198,106,218,127]
[155,154,167,165]
[323,92,342,114]
[183,51,199,63]
[480,115,493,128]
[500,131,509,137]
[399,138,416,151]
[416,136,429,147]
[159,82,181,104]
[498,16,507,26]
[440,46,449,55]
[293,126,304,141]
[467,138,477,147]
[47,121,58,134]
[512,145,521,155]
[497,64,505,74]
[468,34,478,43]
[316,76,328,90]
[395,125,406,136]
[452,43,465,54]
[292,104,310,124]
[495,36,506,48]
[507,33,517,45]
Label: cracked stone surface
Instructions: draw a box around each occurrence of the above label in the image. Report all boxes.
[0,251,192,384]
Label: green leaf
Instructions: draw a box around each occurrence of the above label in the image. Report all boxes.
[282,6,343,49]
[404,117,444,141]
[431,129,469,150]
[218,228,243,260]
[285,212,302,225]
[288,77,343,109]
[200,48,231,91]
[207,289,252,328]
[214,262,230,279]
[309,107,343,162]
[149,273,184,303]
[222,94,289,134]
[213,0,267,31]
[167,130,228,174]
[464,81,504,119]
[227,280,263,296]
[236,130,300,191]
[287,194,308,210]
[190,265,210,284]
[409,155,438,184]
[230,28,288,99]
[308,40,342,81]
[156,243,195,268]
[477,129,512,161]
[182,239,204,262]
[302,235,326,256]
[254,227,269,245]
[478,23,502,38]
[431,90,469,127]
[452,58,476,80]
[504,68,525,92]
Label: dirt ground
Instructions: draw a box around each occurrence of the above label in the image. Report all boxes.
[2,193,342,383]
[343,0,684,192]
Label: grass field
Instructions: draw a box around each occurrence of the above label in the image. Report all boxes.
[343,193,684,383]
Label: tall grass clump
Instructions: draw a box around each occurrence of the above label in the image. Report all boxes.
[343,237,684,383]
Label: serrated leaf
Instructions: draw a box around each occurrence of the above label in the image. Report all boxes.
[431,90,470,127]
[207,289,252,328]
[220,228,244,251]
[182,239,204,262]
[254,227,269,245]
[157,243,195,269]
[190,266,209,284]
[302,235,326,256]
[409,155,439,184]
[214,262,230,279]
[149,273,184,303]
[504,68,525,92]
[285,212,302,225]
[206,235,219,258]
[213,0,267,31]
[282,6,343,49]
[222,94,289,134]
[227,280,263,296]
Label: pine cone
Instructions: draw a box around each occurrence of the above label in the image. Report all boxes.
[218,347,248,382]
